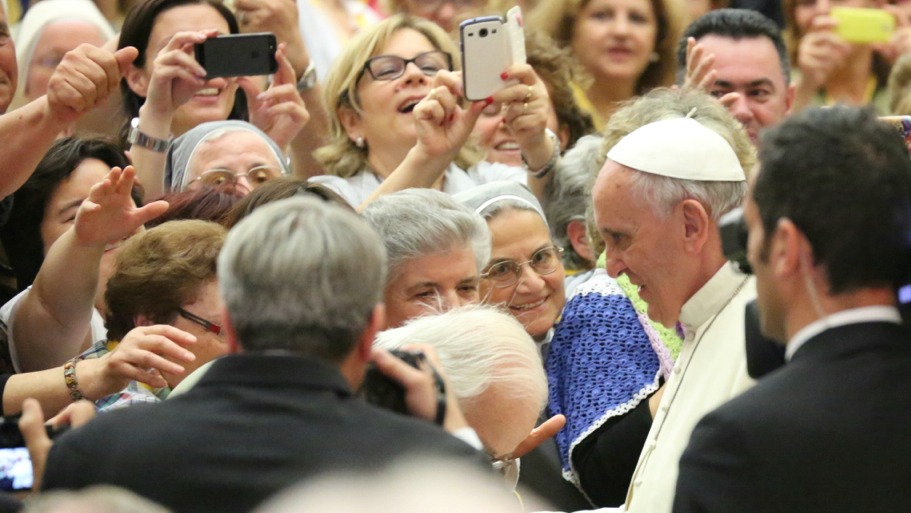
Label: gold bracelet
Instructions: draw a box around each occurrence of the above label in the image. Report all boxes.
[63,357,84,401]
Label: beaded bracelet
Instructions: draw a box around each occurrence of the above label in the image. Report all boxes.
[63,357,84,401]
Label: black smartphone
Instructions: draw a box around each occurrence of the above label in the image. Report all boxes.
[0,416,67,492]
[194,32,278,79]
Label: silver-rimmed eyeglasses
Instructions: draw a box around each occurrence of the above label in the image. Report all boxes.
[481,245,564,288]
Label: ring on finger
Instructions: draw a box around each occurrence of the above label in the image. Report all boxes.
[427,88,437,100]
[523,101,528,115]
[524,85,533,102]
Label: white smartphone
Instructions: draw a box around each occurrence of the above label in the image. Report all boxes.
[460,10,529,102]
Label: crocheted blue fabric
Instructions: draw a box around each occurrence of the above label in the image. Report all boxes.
[546,270,666,486]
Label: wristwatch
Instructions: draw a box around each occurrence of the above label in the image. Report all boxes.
[128,117,171,153]
[296,62,318,93]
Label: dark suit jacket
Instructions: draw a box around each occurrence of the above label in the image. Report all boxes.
[674,321,911,513]
[43,353,483,513]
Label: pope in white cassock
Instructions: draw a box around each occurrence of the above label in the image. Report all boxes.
[591,116,756,513]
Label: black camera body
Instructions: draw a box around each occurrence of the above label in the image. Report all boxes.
[359,350,424,415]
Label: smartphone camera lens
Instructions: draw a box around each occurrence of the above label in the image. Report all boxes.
[479,28,488,37]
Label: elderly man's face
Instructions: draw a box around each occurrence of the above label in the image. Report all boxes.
[383,244,481,329]
[593,161,692,327]
[0,2,17,114]
[697,35,792,144]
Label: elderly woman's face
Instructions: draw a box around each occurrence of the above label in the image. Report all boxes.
[383,244,481,329]
[481,209,565,339]
[165,279,229,387]
[344,28,443,159]
[26,20,107,100]
[186,131,283,196]
[571,0,658,85]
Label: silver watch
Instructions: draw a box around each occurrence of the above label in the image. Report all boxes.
[128,117,170,153]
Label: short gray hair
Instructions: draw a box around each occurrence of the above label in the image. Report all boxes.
[626,171,748,221]
[545,135,604,270]
[218,196,387,360]
[374,305,546,417]
[361,189,490,282]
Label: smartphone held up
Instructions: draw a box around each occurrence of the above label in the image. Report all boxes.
[460,7,527,101]
[194,32,278,79]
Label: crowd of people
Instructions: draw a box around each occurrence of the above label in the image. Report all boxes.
[0,0,909,511]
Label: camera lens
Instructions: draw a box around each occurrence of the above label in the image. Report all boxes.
[479,28,488,37]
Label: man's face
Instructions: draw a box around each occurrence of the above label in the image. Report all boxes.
[592,161,692,327]
[743,179,787,342]
[697,35,792,144]
[0,2,18,114]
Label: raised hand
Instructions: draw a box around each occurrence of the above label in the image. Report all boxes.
[143,30,226,116]
[412,70,488,161]
[73,165,169,249]
[238,43,309,149]
[47,44,138,125]
[89,325,197,393]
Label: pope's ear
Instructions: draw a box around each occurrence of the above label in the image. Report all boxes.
[680,199,711,252]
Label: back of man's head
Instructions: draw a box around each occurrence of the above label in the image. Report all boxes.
[756,107,911,293]
[218,196,387,361]
[676,8,790,85]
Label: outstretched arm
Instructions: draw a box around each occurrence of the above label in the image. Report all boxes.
[11,166,168,372]
[0,45,137,198]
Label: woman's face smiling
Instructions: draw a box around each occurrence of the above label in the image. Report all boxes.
[481,208,566,339]
[345,28,440,165]
[140,4,237,136]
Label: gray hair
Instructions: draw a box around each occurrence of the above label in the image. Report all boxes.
[374,305,546,417]
[626,172,748,222]
[545,135,604,271]
[23,485,172,513]
[361,189,491,282]
[218,196,387,360]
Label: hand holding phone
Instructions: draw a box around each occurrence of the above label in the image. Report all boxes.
[194,32,278,78]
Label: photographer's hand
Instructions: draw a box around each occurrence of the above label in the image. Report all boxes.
[20,398,95,491]
[370,347,469,433]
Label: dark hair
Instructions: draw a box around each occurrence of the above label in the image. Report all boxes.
[145,186,244,228]
[117,0,246,140]
[676,8,790,86]
[755,106,911,293]
[0,137,136,292]
[221,177,353,228]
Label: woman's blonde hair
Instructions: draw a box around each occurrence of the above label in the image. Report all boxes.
[528,0,685,93]
[316,14,479,178]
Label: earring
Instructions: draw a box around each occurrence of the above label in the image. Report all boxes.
[355,137,365,148]
[649,52,660,63]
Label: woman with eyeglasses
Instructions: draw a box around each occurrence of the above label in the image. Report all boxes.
[457,181,565,345]
[164,120,291,196]
[313,15,559,209]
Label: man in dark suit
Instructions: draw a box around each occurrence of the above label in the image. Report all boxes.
[674,106,911,512]
[35,196,483,513]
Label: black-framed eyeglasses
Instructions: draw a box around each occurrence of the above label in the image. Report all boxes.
[189,165,282,189]
[361,50,453,82]
[481,245,564,288]
[176,308,222,336]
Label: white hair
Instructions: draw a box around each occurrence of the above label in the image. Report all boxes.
[361,189,491,280]
[625,171,747,221]
[218,196,386,360]
[374,305,546,415]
